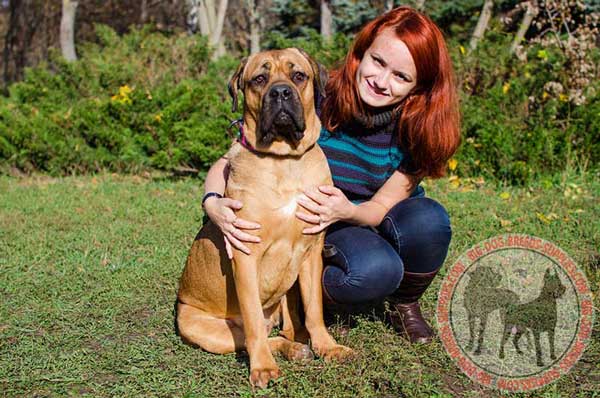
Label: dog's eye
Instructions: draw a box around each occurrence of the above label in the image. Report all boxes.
[293,72,307,84]
[253,75,266,85]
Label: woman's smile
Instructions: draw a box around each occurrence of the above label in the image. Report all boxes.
[366,79,390,97]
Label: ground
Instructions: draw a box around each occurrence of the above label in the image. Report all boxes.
[0,172,598,397]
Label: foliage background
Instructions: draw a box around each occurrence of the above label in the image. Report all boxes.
[0,0,599,185]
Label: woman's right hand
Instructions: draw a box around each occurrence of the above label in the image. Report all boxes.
[203,196,261,259]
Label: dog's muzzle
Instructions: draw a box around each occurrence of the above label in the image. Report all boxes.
[259,83,306,146]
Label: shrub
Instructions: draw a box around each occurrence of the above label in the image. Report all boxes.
[0,25,237,175]
[450,25,600,184]
[0,24,598,184]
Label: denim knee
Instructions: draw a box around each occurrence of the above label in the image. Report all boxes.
[323,226,404,304]
[378,197,452,273]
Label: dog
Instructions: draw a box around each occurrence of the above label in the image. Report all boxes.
[499,267,566,366]
[176,48,353,389]
[463,266,519,354]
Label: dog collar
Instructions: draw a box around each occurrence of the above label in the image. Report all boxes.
[237,123,256,152]
[229,119,257,152]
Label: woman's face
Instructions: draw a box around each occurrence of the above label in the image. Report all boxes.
[356,28,418,109]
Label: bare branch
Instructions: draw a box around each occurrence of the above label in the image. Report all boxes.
[510,1,538,56]
[469,0,494,51]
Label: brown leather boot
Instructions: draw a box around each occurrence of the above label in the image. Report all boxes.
[388,269,440,344]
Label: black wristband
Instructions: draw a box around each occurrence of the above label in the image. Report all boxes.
[201,192,223,208]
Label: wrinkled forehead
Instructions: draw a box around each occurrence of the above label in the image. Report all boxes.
[243,49,312,80]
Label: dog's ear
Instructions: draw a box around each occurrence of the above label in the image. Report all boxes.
[294,47,328,98]
[228,57,248,113]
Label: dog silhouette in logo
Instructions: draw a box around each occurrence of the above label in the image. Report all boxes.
[499,267,566,366]
[463,266,520,354]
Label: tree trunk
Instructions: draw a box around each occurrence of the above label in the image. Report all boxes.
[140,0,149,24]
[205,0,217,32]
[197,0,211,35]
[210,0,228,57]
[3,0,40,87]
[320,0,332,40]
[415,0,425,11]
[247,0,261,54]
[60,0,78,61]
[186,0,228,58]
[510,1,538,56]
[385,0,394,12]
[469,0,493,51]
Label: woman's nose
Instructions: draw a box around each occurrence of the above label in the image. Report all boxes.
[373,71,390,90]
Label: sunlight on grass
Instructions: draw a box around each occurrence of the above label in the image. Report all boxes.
[0,173,598,397]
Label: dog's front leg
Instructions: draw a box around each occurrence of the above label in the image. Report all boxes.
[298,237,354,362]
[232,256,280,388]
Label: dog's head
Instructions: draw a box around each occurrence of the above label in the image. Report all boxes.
[469,266,503,288]
[228,48,328,156]
[543,267,566,299]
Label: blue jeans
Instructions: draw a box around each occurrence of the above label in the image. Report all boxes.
[322,197,452,305]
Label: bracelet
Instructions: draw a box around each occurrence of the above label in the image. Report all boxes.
[201,192,223,208]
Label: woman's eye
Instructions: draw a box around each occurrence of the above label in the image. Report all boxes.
[372,56,383,65]
[293,72,306,83]
[394,73,410,82]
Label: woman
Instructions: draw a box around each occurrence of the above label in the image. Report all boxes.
[202,6,460,344]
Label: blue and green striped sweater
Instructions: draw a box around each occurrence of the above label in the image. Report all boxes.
[318,126,424,204]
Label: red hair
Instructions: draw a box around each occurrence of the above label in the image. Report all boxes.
[321,6,461,184]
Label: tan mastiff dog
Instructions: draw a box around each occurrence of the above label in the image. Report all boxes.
[177,48,353,388]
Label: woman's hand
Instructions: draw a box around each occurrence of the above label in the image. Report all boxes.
[295,185,355,234]
[203,197,261,259]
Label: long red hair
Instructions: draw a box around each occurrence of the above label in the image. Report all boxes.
[321,6,460,184]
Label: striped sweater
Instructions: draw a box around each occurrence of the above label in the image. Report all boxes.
[318,125,424,203]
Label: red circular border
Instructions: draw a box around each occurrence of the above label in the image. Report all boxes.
[436,234,594,392]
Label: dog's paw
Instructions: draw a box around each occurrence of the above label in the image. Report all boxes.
[315,344,355,363]
[286,342,314,362]
[249,366,281,389]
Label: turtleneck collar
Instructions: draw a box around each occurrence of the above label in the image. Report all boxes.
[343,105,402,136]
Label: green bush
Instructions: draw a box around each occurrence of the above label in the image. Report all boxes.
[0,24,598,184]
[450,27,600,184]
[0,25,238,174]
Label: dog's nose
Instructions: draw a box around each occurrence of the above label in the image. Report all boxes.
[268,84,293,101]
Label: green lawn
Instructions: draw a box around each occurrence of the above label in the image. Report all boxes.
[1,172,598,397]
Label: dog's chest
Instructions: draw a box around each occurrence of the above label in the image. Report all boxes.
[226,145,331,305]
[226,145,331,225]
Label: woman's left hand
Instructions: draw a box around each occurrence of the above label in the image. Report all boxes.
[295,185,355,234]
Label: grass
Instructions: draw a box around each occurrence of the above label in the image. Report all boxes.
[0,171,599,397]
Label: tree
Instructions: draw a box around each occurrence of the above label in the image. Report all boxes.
[332,0,377,34]
[269,0,319,39]
[60,0,77,61]
[510,1,538,57]
[321,0,332,39]
[140,0,149,24]
[247,0,262,53]
[187,0,229,58]
[469,0,493,51]
[2,0,43,87]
